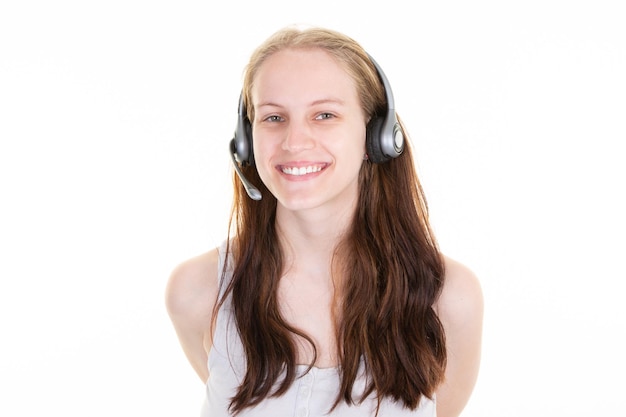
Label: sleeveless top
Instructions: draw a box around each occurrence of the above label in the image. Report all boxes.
[201,241,437,417]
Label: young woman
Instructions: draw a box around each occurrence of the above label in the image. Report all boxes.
[166,26,483,417]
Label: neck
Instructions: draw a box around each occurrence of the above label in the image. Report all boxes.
[274,198,357,277]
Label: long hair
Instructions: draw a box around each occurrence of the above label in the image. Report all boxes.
[215,26,447,414]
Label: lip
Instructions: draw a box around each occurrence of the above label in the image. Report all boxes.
[276,162,329,180]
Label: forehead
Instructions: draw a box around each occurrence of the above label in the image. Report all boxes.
[251,48,359,105]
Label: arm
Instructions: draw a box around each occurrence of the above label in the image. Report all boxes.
[435,256,484,417]
[165,249,220,383]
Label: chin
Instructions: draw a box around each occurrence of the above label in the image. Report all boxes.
[275,194,322,212]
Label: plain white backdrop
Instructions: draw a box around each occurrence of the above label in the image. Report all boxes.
[1,1,624,416]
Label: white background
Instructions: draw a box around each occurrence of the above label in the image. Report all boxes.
[1,1,624,416]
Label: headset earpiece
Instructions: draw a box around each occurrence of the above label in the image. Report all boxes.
[365,117,388,163]
[232,93,253,165]
[230,93,262,200]
[365,114,404,164]
[365,54,404,164]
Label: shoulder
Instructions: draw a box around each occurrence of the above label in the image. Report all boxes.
[165,248,221,326]
[434,255,484,417]
[436,256,484,324]
[165,248,221,382]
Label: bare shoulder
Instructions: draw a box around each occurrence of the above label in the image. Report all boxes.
[434,255,484,417]
[165,248,221,382]
[165,248,220,321]
[436,255,484,322]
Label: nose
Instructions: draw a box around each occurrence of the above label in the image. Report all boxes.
[281,119,314,153]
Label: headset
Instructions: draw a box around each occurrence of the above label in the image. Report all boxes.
[229,53,404,200]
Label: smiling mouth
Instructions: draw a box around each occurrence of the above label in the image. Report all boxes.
[280,164,326,176]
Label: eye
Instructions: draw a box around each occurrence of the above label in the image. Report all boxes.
[263,115,283,122]
[315,112,335,120]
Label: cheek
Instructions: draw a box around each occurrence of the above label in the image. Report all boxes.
[341,124,367,154]
[251,136,274,181]
[251,131,270,162]
[334,128,367,172]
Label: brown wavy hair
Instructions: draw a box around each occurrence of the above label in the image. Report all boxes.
[216,26,446,414]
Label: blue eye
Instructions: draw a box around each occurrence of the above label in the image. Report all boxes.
[316,113,335,120]
[265,115,283,122]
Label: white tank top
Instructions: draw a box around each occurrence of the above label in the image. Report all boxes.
[202,241,436,417]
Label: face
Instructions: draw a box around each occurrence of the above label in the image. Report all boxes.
[251,48,367,214]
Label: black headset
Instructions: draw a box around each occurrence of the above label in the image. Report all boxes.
[229,53,404,200]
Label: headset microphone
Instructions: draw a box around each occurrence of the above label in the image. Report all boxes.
[229,139,262,200]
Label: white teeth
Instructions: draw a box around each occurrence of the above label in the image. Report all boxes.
[282,165,323,176]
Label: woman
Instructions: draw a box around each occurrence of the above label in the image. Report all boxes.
[166,26,483,417]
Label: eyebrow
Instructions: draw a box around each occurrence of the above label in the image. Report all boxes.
[256,97,346,109]
[310,98,345,106]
